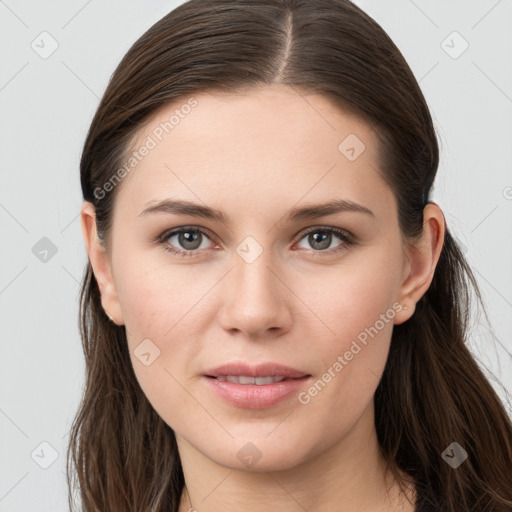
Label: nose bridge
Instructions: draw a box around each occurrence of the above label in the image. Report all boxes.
[219,239,291,336]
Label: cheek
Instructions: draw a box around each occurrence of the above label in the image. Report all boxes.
[113,250,220,397]
[293,247,401,406]
[115,248,212,340]
[115,257,211,423]
[300,246,402,343]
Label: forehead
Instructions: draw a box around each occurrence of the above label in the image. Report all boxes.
[115,85,393,220]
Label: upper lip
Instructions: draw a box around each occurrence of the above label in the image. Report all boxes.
[204,362,310,379]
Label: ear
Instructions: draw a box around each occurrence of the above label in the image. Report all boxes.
[80,201,124,325]
[394,203,445,325]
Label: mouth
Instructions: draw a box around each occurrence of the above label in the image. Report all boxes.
[202,364,312,409]
[204,362,309,380]
[206,375,304,385]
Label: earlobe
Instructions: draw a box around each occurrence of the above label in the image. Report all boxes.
[80,201,124,325]
[394,203,445,325]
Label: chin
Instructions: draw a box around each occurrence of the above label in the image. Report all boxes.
[195,436,313,474]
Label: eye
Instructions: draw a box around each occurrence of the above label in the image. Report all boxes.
[157,225,356,258]
[294,226,355,254]
[158,227,216,257]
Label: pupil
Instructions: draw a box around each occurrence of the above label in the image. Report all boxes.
[310,231,331,250]
[180,231,201,250]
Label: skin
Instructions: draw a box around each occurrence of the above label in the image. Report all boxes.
[81,84,445,511]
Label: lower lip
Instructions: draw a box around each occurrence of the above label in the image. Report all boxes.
[203,376,311,409]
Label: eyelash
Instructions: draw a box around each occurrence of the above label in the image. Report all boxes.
[157,225,356,258]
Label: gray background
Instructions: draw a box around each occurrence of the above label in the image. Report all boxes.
[1,1,511,510]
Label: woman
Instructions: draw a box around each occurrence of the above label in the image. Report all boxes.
[68,0,512,510]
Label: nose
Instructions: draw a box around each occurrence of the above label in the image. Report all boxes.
[219,249,293,339]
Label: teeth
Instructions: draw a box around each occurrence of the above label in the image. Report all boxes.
[216,375,286,385]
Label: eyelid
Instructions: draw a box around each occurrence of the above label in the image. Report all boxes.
[157,225,216,243]
[294,225,354,243]
[157,225,219,252]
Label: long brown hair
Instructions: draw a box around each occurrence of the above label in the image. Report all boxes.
[68,1,512,510]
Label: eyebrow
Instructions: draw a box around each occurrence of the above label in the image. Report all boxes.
[138,198,375,223]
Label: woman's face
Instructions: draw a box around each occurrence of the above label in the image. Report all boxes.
[90,85,418,471]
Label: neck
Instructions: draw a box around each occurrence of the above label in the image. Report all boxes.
[177,401,415,512]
